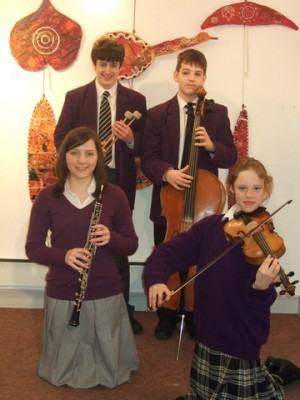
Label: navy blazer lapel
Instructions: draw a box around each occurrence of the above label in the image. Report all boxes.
[84,80,98,132]
[167,96,181,165]
[116,82,130,120]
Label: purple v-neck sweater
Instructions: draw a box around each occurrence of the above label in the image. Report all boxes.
[26,184,138,301]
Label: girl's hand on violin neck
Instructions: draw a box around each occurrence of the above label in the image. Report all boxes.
[166,166,193,190]
[148,283,171,310]
[254,255,281,290]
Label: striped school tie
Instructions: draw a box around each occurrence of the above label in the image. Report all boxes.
[98,90,112,165]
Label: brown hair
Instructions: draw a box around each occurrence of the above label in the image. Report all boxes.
[175,49,207,73]
[53,127,107,198]
[91,37,125,66]
[226,157,273,204]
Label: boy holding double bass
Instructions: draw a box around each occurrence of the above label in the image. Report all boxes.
[141,48,237,340]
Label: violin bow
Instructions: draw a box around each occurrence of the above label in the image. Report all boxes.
[170,199,293,297]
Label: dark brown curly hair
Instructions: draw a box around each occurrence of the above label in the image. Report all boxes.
[91,37,125,66]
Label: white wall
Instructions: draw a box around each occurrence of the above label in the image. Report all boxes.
[0,0,299,310]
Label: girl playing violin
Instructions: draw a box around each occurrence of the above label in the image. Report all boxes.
[144,157,284,399]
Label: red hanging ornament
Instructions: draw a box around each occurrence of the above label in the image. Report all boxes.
[227,107,249,208]
[201,2,298,30]
[232,107,249,161]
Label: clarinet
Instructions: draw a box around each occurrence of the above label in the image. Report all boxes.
[69,186,104,327]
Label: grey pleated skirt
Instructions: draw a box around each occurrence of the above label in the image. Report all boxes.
[38,294,139,389]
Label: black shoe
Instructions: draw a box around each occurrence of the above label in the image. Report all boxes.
[184,311,196,339]
[154,319,177,340]
[265,355,300,386]
[154,307,179,340]
[175,397,185,400]
[129,315,144,335]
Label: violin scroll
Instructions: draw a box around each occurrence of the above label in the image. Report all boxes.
[275,271,299,296]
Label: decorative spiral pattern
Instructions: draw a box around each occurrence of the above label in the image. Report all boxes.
[9,0,82,71]
[240,4,256,21]
[32,26,60,55]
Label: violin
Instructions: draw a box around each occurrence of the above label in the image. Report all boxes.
[147,200,296,312]
[224,208,297,296]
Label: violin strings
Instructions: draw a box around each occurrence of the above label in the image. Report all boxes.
[252,231,291,289]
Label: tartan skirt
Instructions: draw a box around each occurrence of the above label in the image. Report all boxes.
[182,342,284,400]
[37,294,139,389]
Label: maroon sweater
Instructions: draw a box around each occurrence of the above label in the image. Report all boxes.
[26,184,138,300]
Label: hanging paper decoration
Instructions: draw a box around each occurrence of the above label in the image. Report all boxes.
[201,1,297,208]
[150,31,218,56]
[201,1,298,30]
[28,96,57,202]
[103,31,155,80]
[232,107,249,161]
[228,106,249,207]
[103,31,217,80]
[10,0,82,71]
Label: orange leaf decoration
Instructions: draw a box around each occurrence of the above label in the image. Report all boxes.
[10,0,82,71]
[28,96,57,202]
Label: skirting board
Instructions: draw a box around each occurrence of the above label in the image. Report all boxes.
[0,287,299,314]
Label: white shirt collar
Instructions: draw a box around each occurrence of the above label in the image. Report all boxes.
[95,80,117,102]
[222,203,241,221]
[64,177,96,209]
[177,94,197,111]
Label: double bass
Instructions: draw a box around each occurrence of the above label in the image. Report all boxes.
[160,87,226,308]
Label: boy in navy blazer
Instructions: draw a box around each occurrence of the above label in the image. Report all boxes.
[141,49,237,340]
